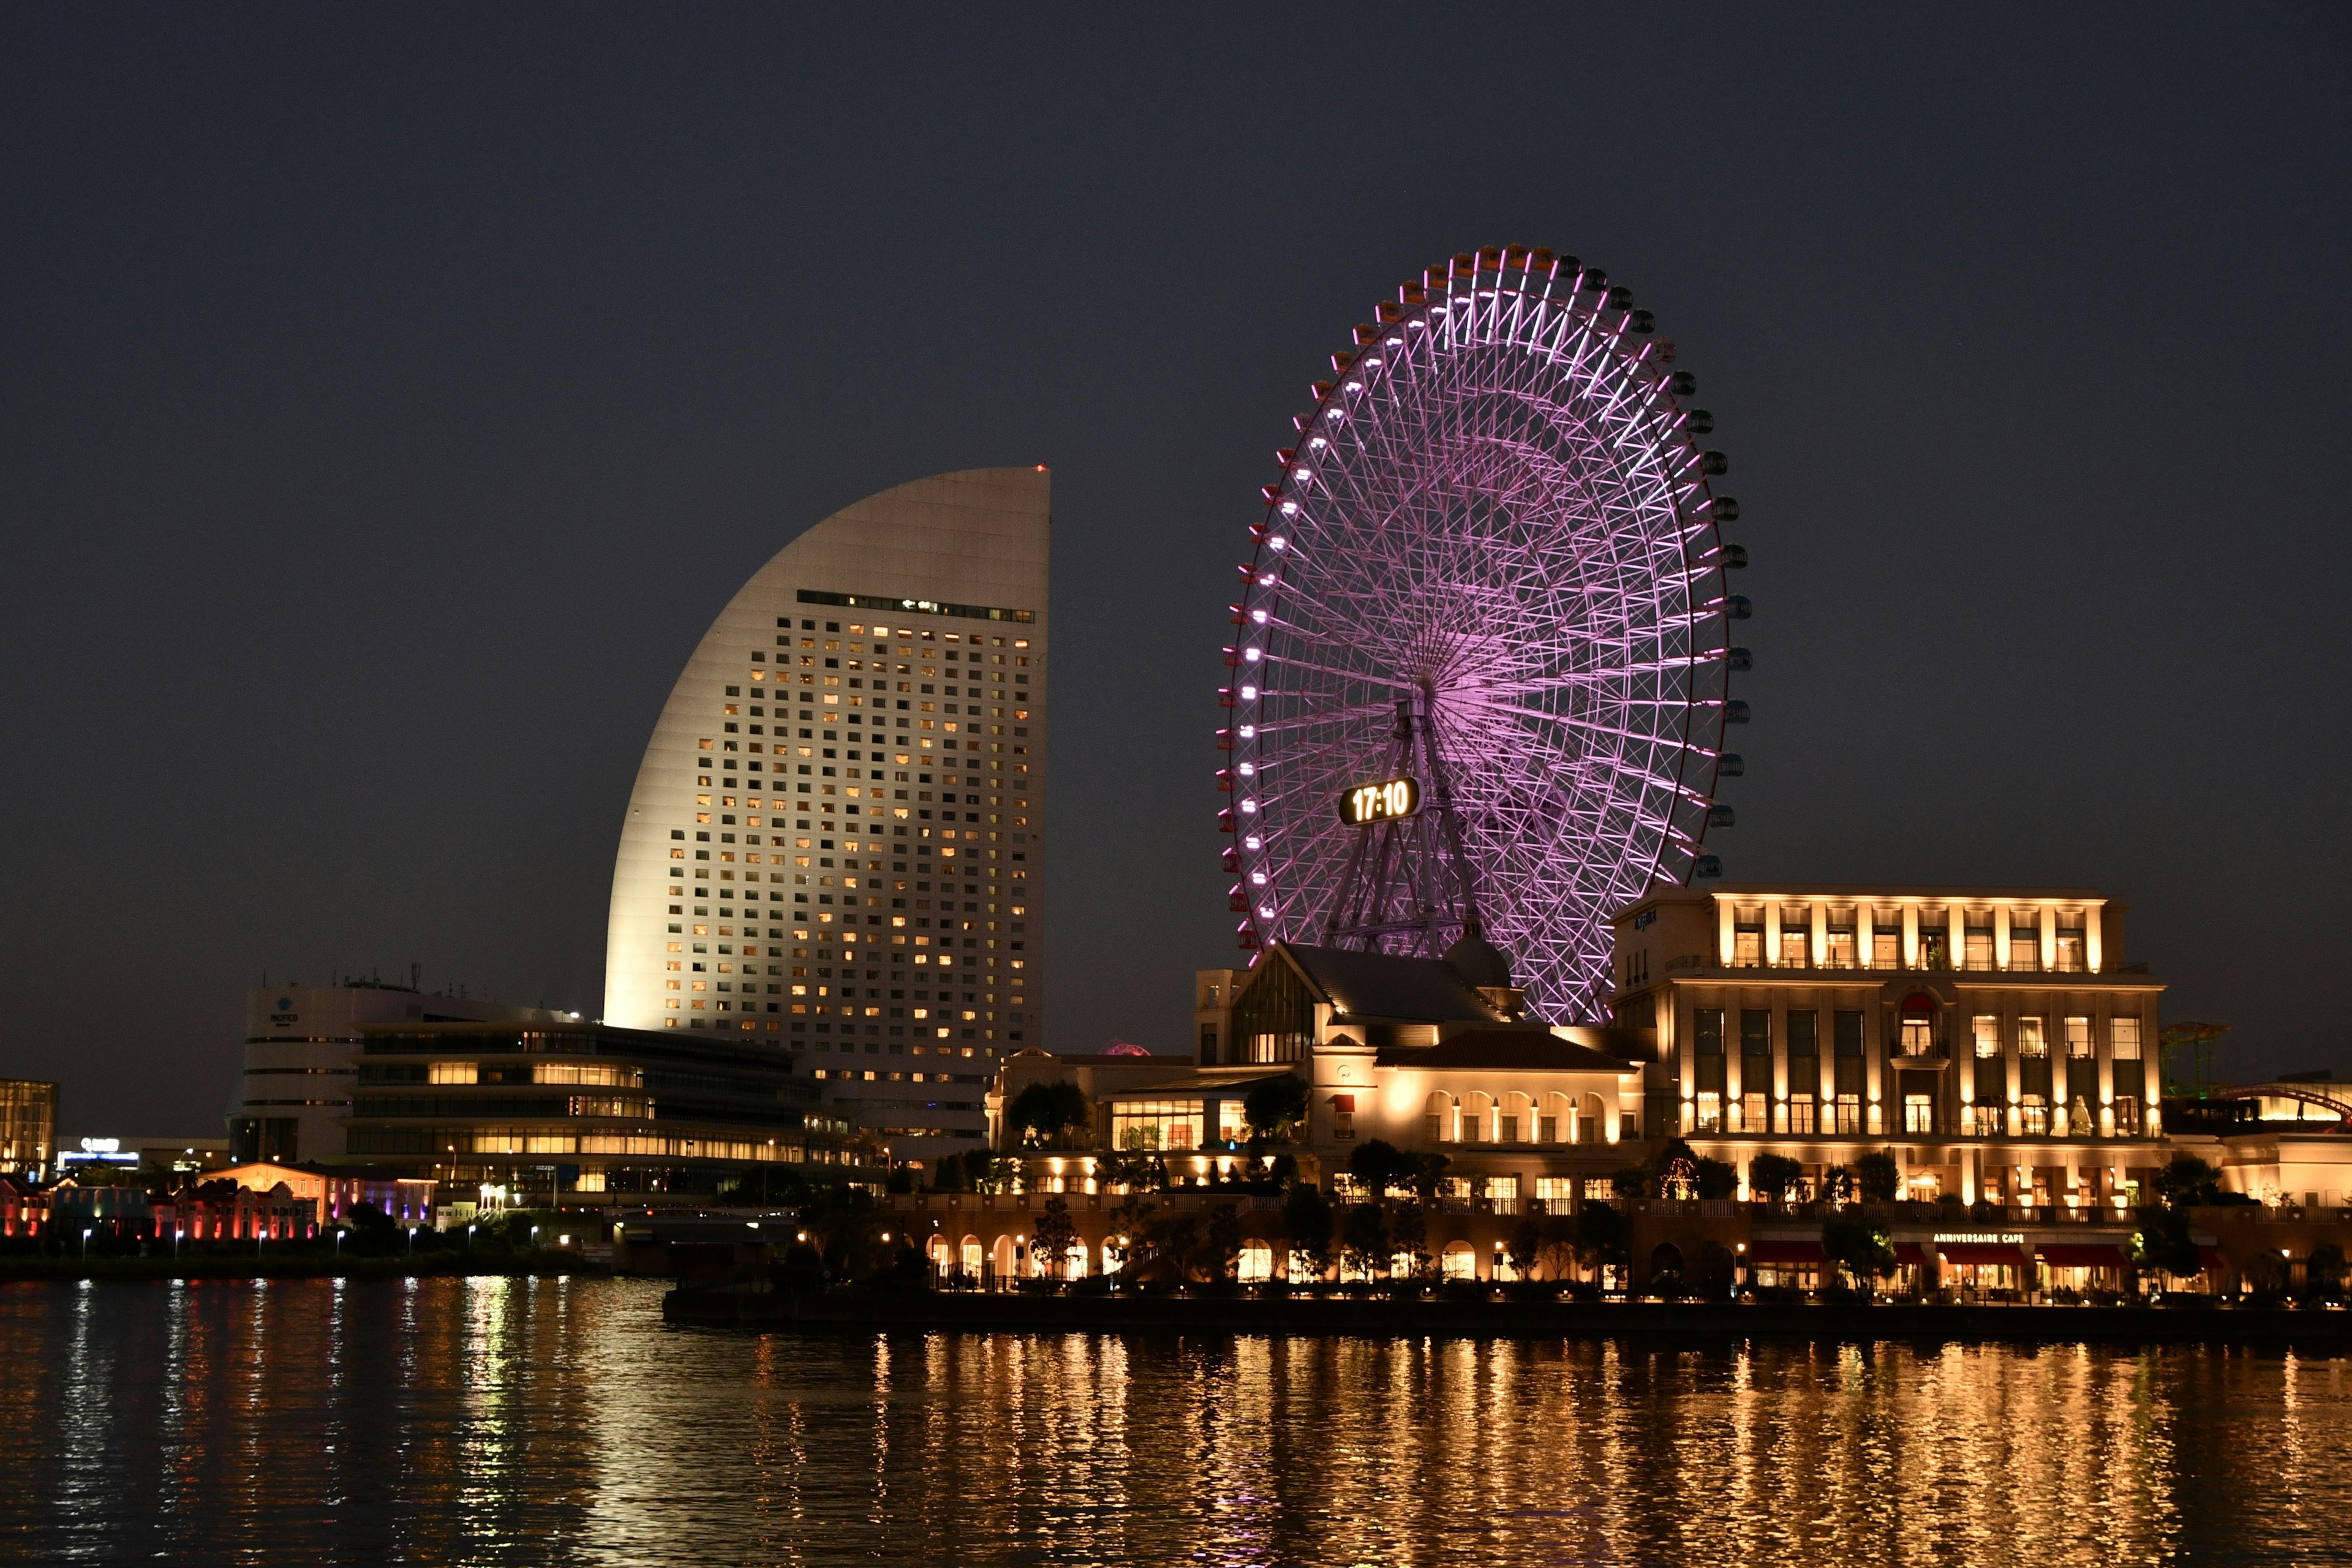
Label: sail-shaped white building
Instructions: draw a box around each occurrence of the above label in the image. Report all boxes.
[604,467,1049,1156]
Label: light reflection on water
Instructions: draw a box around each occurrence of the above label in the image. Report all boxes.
[1,1277,2346,1565]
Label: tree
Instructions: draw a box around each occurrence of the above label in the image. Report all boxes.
[1855,1149,1901,1203]
[2302,1243,2346,1305]
[1692,1158,1738,1200]
[1031,1195,1078,1280]
[1094,1148,1155,1193]
[1407,1150,1452,1201]
[1282,1183,1335,1281]
[1822,1218,1896,1296]
[1389,1200,1431,1279]
[1610,1166,1649,1202]
[1006,1081,1093,1149]
[1748,1153,1805,1204]
[344,1200,398,1254]
[1506,1218,1544,1280]
[1820,1164,1856,1203]
[1137,1209,1202,1281]
[797,1183,883,1278]
[1242,1074,1310,1144]
[1574,1203,1629,1276]
[2155,1155,2223,1209]
[1108,1189,1158,1271]
[1346,1139,1414,1199]
[2130,1207,2203,1280]
[933,1149,1012,1194]
[1340,1202,1391,1282]
[1201,1202,1244,1283]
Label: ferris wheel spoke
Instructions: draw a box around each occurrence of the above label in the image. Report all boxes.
[1229,249,1736,1014]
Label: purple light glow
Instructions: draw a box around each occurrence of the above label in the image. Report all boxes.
[1220,247,1738,1023]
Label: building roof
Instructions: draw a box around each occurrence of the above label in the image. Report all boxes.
[1376,1030,1638,1073]
[1099,1071,1294,1100]
[1278,943,1504,1025]
[1014,1050,1174,1066]
[1613,884,2111,924]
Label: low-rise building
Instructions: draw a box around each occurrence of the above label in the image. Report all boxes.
[0,1177,44,1237]
[213,1162,436,1226]
[988,1042,1193,1151]
[1608,884,2171,1210]
[0,1080,58,1183]
[168,1180,318,1242]
[230,981,574,1166]
[951,882,2347,1296]
[342,1020,875,1209]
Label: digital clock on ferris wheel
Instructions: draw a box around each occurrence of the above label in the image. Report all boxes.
[1340,777,1422,826]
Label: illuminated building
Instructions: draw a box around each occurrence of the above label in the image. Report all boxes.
[602,467,1049,1161]
[1605,884,2165,1290]
[213,1162,437,1225]
[0,1079,57,1183]
[342,1020,871,1209]
[1610,886,2166,1177]
[229,981,571,1165]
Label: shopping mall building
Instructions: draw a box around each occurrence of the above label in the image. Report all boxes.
[944,881,2348,1295]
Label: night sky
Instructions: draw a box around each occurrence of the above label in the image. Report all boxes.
[4,9,2347,1137]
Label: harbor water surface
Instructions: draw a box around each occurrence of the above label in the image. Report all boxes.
[4,1275,2348,1565]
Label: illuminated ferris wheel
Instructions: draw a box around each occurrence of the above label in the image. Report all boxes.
[1218,245,1748,1023]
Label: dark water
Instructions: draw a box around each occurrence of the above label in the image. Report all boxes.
[2,1278,2349,1565]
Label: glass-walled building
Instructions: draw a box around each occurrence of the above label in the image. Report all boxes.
[345,1021,870,1208]
[0,1080,57,1183]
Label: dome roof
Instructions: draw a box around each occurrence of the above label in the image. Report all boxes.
[1443,929,1515,992]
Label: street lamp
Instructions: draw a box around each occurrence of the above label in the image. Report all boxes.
[173,1228,184,1261]
[407,1226,417,1258]
[81,1227,91,1261]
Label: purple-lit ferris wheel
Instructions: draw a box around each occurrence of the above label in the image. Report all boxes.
[1218,245,1748,1024]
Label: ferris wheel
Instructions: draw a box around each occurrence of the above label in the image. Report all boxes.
[1217,244,1748,1024]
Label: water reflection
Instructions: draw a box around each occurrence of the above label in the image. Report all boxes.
[0,1279,2346,1564]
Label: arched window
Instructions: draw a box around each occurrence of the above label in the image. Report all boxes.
[1424,1090,1457,1145]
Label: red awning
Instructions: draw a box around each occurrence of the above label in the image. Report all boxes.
[2198,1246,2226,1270]
[1893,1243,1932,1266]
[1327,1094,1355,1112]
[1747,1240,1824,1264]
[2037,1244,2128,1268]
[1937,1242,2029,1265]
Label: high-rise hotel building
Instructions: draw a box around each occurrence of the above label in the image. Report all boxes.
[604,468,1049,1159]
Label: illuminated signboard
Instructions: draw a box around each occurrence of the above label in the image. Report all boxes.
[1340,777,1422,826]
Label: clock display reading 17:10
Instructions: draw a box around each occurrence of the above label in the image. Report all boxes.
[1340,776,1422,826]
